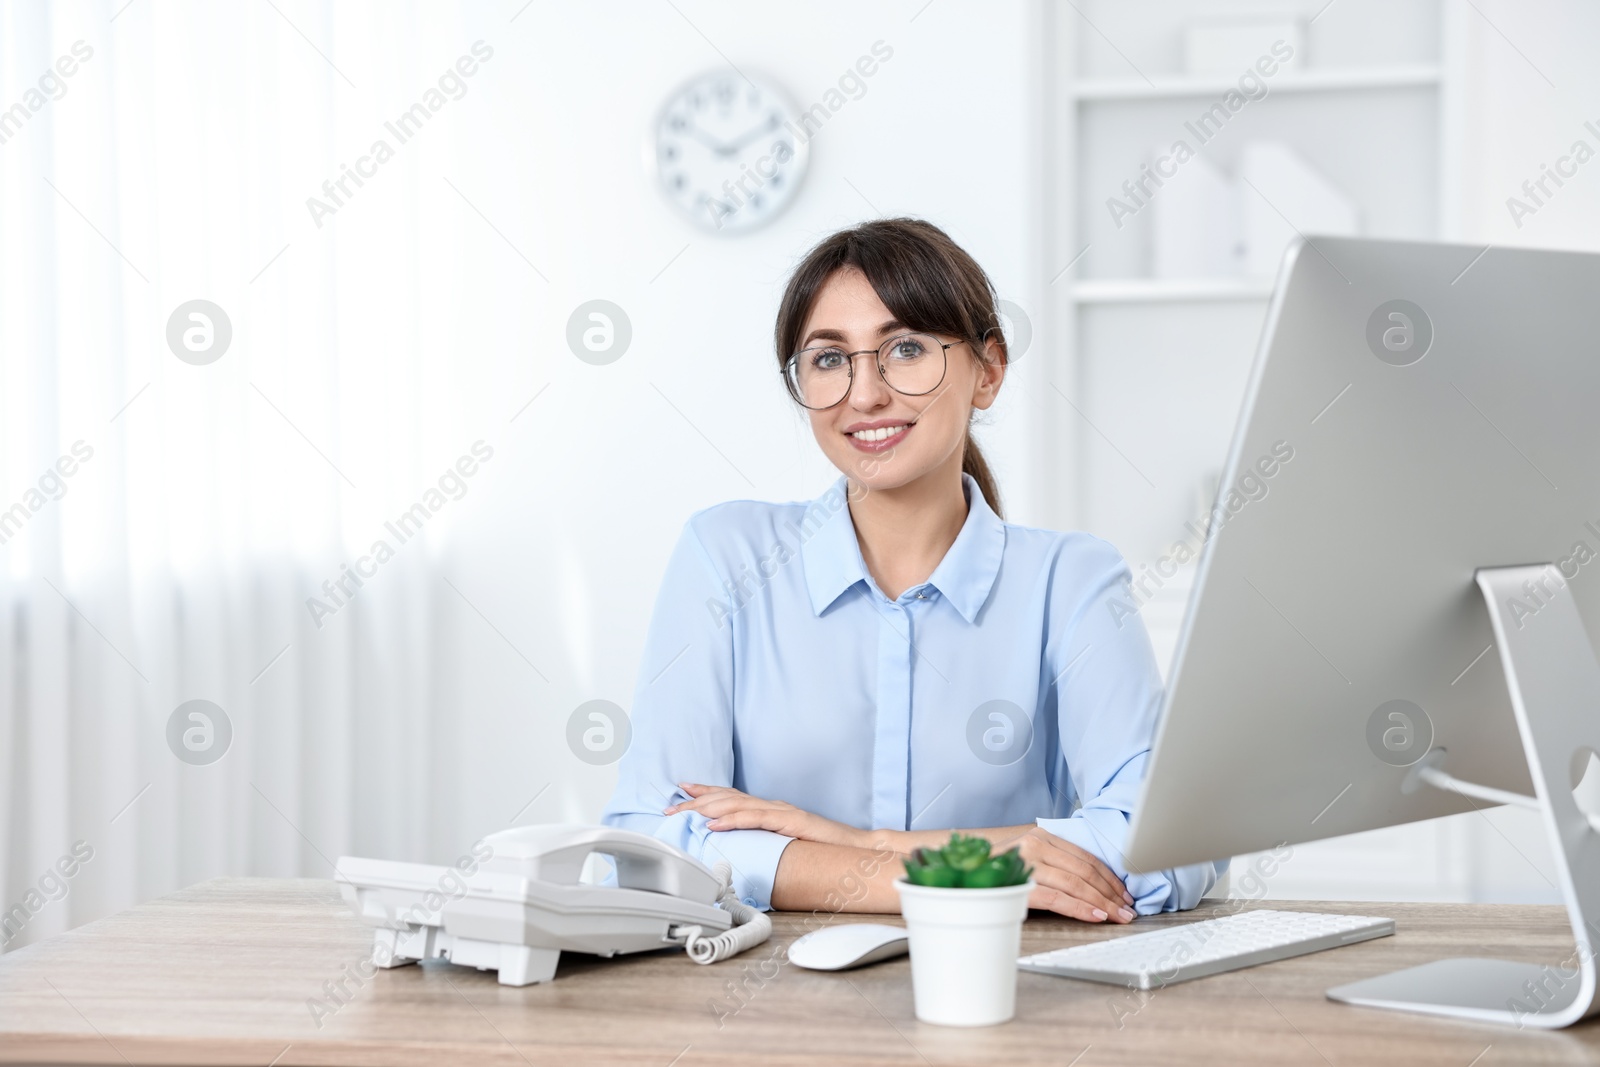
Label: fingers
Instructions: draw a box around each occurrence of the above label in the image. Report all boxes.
[1030,863,1134,923]
[1029,883,1125,924]
[664,783,741,814]
[666,794,767,818]
[703,810,784,831]
[660,787,846,842]
[1017,830,1135,921]
[664,788,799,836]
[670,782,732,805]
[699,798,778,820]
[1077,848,1130,903]
[1061,850,1132,911]
[1027,830,1132,907]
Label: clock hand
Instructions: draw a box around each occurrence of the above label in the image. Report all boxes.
[719,113,784,155]
[680,121,733,156]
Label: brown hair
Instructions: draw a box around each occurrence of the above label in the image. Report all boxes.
[773,217,1008,517]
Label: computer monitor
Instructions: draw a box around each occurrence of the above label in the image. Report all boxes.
[1122,234,1600,1027]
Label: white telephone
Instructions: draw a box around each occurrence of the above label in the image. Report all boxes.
[336,824,771,986]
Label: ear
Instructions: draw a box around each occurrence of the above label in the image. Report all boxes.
[969,333,1006,412]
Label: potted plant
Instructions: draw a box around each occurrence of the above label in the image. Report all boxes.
[894,833,1034,1027]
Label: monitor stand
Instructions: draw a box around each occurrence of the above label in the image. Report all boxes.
[1326,564,1600,1029]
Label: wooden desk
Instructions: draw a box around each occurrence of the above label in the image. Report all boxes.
[2,878,1598,1065]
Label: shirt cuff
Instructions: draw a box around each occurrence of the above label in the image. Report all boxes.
[695,825,795,911]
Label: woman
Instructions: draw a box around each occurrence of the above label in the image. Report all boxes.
[602,218,1221,922]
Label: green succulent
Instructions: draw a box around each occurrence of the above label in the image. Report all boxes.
[903,832,1033,889]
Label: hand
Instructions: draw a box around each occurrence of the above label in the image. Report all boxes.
[679,121,732,155]
[1001,826,1136,924]
[719,113,782,155]
[664,783,864,848]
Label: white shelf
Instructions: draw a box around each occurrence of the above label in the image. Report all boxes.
[1072,278,1276,304]
[1072,64,1442,102]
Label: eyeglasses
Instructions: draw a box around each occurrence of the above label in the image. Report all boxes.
[782,332,964,411]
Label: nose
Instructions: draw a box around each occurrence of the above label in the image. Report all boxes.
[845,351,891,409]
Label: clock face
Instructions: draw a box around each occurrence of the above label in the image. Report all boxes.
[649,70,809,234]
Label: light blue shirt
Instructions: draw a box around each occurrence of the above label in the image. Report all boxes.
[602,473,1223,912]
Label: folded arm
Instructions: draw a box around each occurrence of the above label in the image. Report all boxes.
[599,522,797,909]
[1041,542,1224,914]
[671,784,1137,922]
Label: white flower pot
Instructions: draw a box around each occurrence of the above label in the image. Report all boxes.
[894,878,1034,1027]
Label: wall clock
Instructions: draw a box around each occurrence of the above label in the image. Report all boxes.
[649,69,809,234]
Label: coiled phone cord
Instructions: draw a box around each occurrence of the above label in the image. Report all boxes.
[678,861,773,965]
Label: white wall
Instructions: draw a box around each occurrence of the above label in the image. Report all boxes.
[1452,0,1600,251]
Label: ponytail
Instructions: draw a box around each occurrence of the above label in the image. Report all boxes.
[962,431,1002,519]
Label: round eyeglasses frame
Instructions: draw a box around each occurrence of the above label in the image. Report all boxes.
[781,333,967,411]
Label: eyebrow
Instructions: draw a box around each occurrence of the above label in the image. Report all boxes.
[801,319,906,348]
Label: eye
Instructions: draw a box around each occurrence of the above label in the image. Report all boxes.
[809,347,848,370]
[884,336,927,361]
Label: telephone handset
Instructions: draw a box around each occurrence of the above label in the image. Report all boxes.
[481,823,720,900]
[336,824,770,986]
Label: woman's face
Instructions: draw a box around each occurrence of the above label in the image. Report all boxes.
[796,267,1003,494]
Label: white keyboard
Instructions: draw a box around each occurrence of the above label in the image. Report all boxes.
[1017,909,1394,990]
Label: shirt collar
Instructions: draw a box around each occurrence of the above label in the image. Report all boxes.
[798,472,1006,623]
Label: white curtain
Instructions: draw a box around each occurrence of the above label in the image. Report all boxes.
[0,0,493,949]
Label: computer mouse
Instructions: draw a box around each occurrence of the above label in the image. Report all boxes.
[787,922,910,971]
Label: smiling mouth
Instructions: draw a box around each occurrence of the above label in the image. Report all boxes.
[848,424,910,443]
